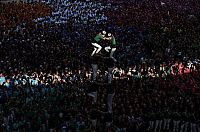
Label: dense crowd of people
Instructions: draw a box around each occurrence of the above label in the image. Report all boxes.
[0,2,51,29]
[34,0,113,25]
[0,0,200,131]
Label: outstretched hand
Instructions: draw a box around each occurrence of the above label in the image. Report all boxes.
[103,36,112,40]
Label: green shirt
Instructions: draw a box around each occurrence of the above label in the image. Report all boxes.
[94,34,116,45]
[111,36,116,45]
[94,34,104,42]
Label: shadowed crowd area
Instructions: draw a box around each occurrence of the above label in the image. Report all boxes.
[0,0,200,131]
[0,2,51,29]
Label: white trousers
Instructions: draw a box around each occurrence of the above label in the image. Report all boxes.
[173,120,180,132]
[154,120,163,132]
[92,64,98,81]
[107,93,115,113]
[163,119,171,130]
[190,123,198,132]
[91,43,102,56]
[180,122,189,132]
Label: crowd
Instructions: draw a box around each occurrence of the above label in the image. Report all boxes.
[34,0,114,25]
[0,2,51,30]
[0,0,200,131]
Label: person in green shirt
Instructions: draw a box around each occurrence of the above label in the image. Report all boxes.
[104,33,117,62]
[91,31,106,56]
